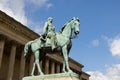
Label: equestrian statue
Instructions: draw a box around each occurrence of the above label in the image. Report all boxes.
[24,17,80,76]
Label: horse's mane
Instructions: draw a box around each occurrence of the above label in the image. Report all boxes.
[59,19,73,33]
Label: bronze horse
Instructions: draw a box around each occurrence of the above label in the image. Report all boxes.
[24,18,80,75]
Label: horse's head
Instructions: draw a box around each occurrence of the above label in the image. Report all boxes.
[60,17,80,39]
[71,18,80,35]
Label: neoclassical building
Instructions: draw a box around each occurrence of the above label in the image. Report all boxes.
[0,10,90,80]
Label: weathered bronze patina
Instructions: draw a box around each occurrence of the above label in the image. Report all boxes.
[24,17,80,76]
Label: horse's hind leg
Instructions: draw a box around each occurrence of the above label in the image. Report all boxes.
[34,50,44,75]
[31,63,35,76]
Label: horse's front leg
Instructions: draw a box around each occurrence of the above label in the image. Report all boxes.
[34,51,44,75]
[62,61,66,73]
[62,45,72,73]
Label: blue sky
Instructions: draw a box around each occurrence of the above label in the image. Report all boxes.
[0,0,120,80]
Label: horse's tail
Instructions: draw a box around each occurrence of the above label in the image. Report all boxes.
[24,41,33,57]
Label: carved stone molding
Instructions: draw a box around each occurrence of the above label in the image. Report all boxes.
[0,11,39,40]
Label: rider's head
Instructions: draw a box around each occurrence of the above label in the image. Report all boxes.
[48,17,53,22]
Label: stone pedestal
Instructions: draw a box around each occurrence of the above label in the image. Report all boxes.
[22,73,80,80]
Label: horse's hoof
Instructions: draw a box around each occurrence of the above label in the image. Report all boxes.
[39,72,44,75]
[41,73,44,75]
[68,70,73,73]
[31,74,34,76]
[24,54,26,57]
[64,71,67,73]
[62,70,67,73]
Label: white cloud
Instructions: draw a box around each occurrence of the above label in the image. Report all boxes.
[102,35,120,57]
[90,39,99,47]
[46,3,53,9]
[88,71,108,80]
[28,19,44,34]
[26,0,53,9]
[0,0,27,25]
[0,0,53,33]
[87,64,120,80]
[110,37,120,57]
[106,64,120,80]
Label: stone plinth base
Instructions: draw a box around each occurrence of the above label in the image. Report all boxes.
[22,73,80,80]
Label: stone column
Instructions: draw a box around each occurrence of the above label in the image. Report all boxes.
[7,41,17,80]
[19,50,26,80]
[51,61,55,74]
[29,54,34,75]
[0,35,5,69]
[56,63,61,73]
[45,58,49,74]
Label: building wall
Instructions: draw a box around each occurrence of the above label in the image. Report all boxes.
[0,10,90,80]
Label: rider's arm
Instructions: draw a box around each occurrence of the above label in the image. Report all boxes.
[43,22,48,35]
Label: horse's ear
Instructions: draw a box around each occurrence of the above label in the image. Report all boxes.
[76,17,80,22]
[73,17,76,20]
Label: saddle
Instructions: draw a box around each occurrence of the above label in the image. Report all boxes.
[40,34,57,45]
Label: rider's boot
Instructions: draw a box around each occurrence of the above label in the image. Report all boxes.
[52,45,56,50]
[51,37,56,50]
